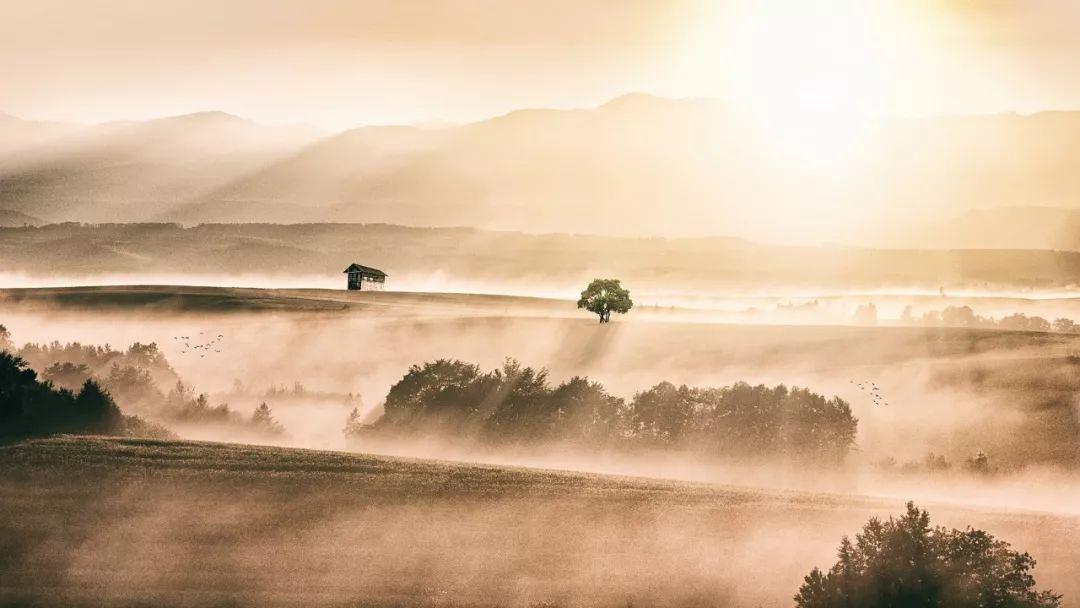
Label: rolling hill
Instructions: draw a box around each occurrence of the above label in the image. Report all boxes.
[0,435,1075,607]
[3,222,1080,291]
[0,111,77,155]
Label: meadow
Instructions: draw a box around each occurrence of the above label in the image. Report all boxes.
[1,435,1078,608]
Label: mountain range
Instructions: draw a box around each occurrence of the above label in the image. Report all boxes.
[4,95,1080,248]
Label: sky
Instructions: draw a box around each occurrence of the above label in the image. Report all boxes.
[3,0,1080,130]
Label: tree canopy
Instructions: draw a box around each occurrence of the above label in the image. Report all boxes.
[577,278,633,323]
[365,358,857,461]
[795,502,1062,608]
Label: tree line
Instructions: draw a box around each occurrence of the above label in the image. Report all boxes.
[0,351,170,441]
[356,358,858,462]
[900,305,1078,333]
[1,324,286,438]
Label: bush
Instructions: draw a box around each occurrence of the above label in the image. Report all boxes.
[795,502,1061,608]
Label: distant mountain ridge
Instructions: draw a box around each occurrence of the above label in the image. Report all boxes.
[1,221,1078,290]
[0,111,323,222]
[4,96,1080,247]
[0,112,77,155]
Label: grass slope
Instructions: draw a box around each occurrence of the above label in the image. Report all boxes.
[0,285,571,315]
[1,436,1077,607]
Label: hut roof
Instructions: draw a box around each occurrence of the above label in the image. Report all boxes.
[343,263,387,277]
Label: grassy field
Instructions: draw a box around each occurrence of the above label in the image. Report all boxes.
[9,284,1080,326]
[0,285,576,316]
[2,436,1077,607]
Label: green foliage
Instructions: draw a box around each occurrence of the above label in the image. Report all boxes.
[795,502,1062,608]
[577,278,633,323]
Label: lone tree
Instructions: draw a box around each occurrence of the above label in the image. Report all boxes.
[577,279,633,323]
[795,502,1062,608]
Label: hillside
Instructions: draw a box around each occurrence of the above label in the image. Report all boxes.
[3,222,1080,291]
[1,436,1076,607]
[5,96,1080,245]
[0,285,571,316]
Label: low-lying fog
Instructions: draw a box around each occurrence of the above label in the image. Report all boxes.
[3,278,1079,520]
[8,439,1077,608]
[8,271,1080,319]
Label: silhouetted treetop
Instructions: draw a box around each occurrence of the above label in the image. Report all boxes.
[795,502,1062,608]
[369,358,857,460]
[0,351,169,440]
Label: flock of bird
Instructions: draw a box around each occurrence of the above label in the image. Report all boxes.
[850,380,889,406]
[172,331,226,358]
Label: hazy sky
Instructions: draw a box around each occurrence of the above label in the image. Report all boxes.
[3,0,1080,129]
